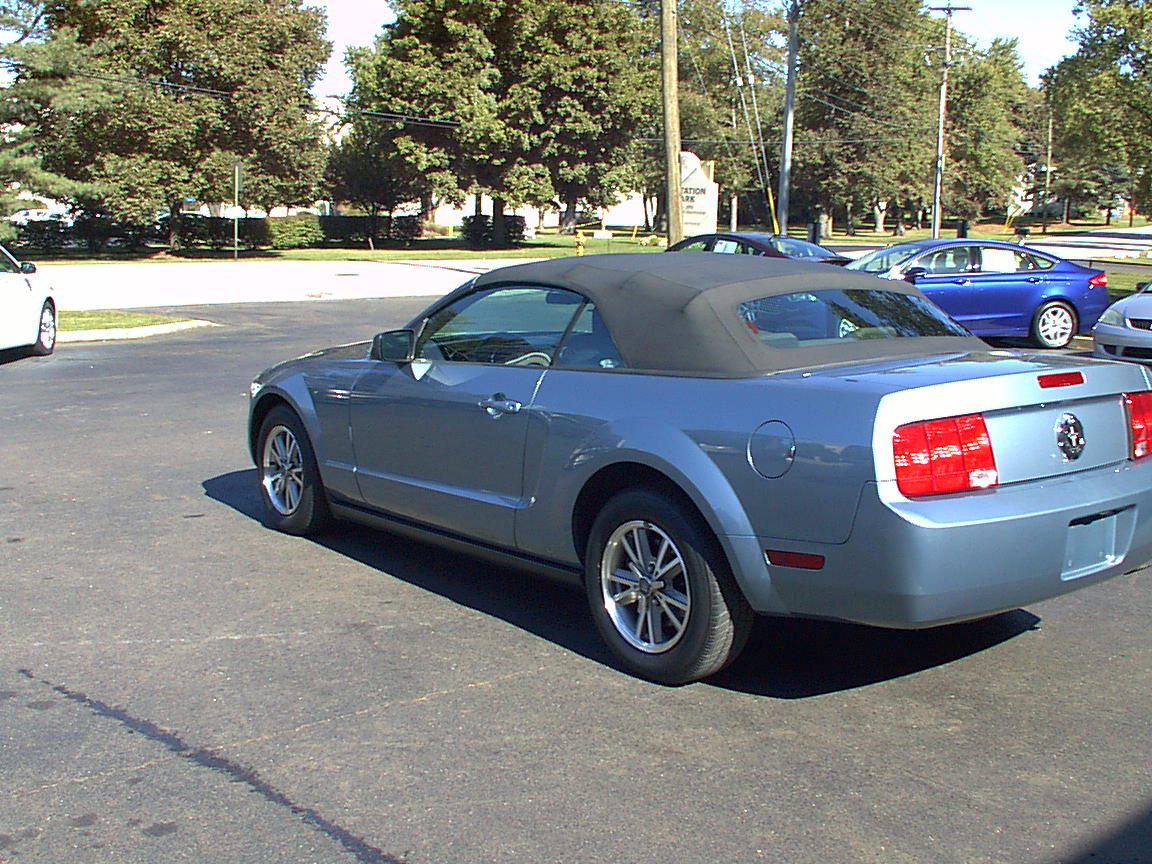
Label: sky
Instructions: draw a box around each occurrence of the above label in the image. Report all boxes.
[310,0,1084,98]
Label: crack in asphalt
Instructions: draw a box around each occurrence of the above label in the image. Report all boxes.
[17,669,408,864]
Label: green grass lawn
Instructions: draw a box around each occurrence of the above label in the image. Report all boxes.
[59,310,189,331]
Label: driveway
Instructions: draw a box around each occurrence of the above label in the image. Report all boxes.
[1,299,1149,863]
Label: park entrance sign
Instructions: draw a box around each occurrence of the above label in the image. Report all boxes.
[680,151,718,236]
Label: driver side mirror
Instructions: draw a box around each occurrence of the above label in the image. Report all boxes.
[371,329,415,363]
[20,262,35,275]
[902,266,927,282]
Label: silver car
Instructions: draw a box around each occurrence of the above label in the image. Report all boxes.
[1093,282,1152,364]
[249,254,1152,684]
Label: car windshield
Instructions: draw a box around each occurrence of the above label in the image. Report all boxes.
[844,246,920,273]
[738,289,968,347]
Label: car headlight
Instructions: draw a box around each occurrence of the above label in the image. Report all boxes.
[1098,307,1126,328]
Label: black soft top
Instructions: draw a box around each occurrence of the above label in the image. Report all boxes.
[467,253,986,376]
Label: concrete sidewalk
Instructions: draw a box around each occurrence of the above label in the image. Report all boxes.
[43,258,535,311]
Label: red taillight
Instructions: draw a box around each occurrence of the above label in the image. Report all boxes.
[1090,273,1108,287]
[893,413,998,497]
[1125,391,1152,459]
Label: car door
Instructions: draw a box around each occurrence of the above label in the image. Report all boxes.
[908,245,988,331]
[347,284,583,549]
[0,250,34,349]
[961,245,1043,335]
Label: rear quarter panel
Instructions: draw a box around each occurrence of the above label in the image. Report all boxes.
[518,369,882,564]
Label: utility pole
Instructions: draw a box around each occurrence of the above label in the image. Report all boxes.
[929,4,968,239]
[661,0,683,245]
[1042,109,1053,234]
[777,1,800,234]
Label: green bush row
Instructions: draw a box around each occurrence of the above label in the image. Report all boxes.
[8,213,433,251]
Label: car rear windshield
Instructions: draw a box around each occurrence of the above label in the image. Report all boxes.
[738,289,968,348]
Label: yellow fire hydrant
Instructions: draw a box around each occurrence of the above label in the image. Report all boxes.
[574,230,585,256]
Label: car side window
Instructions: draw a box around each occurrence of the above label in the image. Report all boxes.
[1017,251,1055,271]
[919,246,976,275]
[678,239,711,252]
[554,302,625,370]
[979,247,1018,273]
[0,249,22,274]
[415,285,583,367]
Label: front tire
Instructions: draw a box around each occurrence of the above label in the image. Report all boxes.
[1031,300,1077,349]
[30,301,55,356]
[585,489,752,685]
[257,406,331,535]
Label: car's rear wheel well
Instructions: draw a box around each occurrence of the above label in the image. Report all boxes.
[249,394,293,460]
[572,463,718,565]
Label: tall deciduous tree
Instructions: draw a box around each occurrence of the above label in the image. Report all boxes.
[945,38,1030,220]
[325,125,422,244]
[5,0,329,246]
[349,0,649,243]
[789,0,939,235]
[1045,1,1152,220]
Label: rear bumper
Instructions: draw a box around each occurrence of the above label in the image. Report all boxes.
[742,458,1152,627]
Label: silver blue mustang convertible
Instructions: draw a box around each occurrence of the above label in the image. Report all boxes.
[249,254,1152,684]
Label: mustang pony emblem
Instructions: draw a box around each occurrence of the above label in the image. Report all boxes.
[1056,412,1086,461]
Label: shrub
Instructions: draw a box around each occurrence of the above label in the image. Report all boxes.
[266,214,324,249]
[391,215,423,241]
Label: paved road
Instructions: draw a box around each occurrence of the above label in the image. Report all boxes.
[2,300,1150,863]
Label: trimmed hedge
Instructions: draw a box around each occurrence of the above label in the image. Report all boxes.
[8,213,434,250]
[460,214,526,247]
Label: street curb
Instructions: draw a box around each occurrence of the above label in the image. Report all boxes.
[58,319,218,343]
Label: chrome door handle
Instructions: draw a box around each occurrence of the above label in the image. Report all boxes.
[479,394,522,417]
[952,278,971,285]
[1027,277,1042,283]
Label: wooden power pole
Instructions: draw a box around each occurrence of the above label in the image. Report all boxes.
[929,3,968,239]
[662,0,683,245]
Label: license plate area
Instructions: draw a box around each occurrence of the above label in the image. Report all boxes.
[1062,507,1135,581]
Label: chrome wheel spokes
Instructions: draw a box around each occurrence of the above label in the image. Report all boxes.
[600,520,690,653]
[1038,307,1073,347]
[262,425,304,515]
[39,306,55,349]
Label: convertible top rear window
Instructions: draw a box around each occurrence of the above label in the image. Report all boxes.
[739,289,968,348]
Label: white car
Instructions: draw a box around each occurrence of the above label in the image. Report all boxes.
[0,245,55,356]
[1093,282,1152,364]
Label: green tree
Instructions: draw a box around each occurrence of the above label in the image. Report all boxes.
[5,0,329,247]
[944,38,1030,221]
[789,0,939,235]
[325,125,422,244]
[1044,1,1152,221]
[349,0,649,244]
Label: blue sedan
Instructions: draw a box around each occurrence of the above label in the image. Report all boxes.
[845,239,1109,348]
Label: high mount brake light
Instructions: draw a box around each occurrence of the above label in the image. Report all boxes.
[1125,392,1152,460]
[893,414,998,498]
[1038,372,1084,389]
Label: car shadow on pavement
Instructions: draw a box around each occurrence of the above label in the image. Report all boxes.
[204,469,1041,698]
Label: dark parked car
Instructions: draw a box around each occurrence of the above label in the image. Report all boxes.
[667,232,851,265]
[249,254,1152,684]
[845,239,1109,349]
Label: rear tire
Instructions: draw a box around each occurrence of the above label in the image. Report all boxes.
[1031,300,1077,349]
[584,489,752,684]
[30,301,55,356]
[256,406,331,535]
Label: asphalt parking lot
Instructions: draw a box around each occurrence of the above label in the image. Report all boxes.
[2,298,1150,863]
